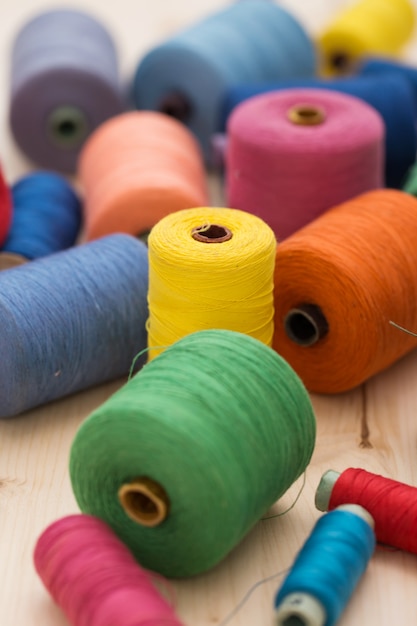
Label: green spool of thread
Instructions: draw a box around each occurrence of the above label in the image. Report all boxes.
[70,329,316,577]
[403,162,417,196]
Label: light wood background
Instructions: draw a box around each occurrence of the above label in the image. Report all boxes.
[1,1,417,625]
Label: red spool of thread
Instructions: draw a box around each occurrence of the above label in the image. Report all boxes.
[0,164,12,248]
[226,88,384,240]
[34,514,184,626]
[316,468,417,554]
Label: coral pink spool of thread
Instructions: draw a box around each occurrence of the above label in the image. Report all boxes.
[0,164,12,248]
[226,89,384,240]
[34,514,184,626]
[79,111,209,240]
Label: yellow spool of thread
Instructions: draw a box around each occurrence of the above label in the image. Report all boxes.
[319,0,415,76]
[147,207,276,359]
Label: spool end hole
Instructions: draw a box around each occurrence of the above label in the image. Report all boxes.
[330,51,351,72]
[284,304,328,347]
[287,105,326,126]
[159,92,192,122]
[192,224,233,243]
[118,477,169,527]
[282,617,307,626]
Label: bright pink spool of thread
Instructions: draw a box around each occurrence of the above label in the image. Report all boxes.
[316,468,417,554]
[34,514,184,626]
[0,164,12,246]
[226,89,384,240]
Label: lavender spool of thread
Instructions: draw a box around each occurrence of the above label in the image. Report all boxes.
[0,234,148,419]
[226,89,384,240]
[10,9,124,173]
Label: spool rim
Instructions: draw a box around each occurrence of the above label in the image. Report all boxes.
[118,477,170,527]
[47,105,89,149]
[284,304,329,347]
[192,223,233,243]
[287,104,326,126]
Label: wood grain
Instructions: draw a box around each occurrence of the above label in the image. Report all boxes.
[1,1,417,625]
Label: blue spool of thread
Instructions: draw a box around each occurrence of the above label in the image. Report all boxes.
[274,505,375,626]
[359,57,417,111]
[0,234,148,419]
[10,9,125,173]
[220,73,417,188]
[132,0,316,161]
[1,172,81,262]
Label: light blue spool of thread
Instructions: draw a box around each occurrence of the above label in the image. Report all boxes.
[0,234,148,419]
[1,172,81,261]
[10,8,125,173]
[274,505,375,626]
[219,73,417,188]
[132,0,316,161]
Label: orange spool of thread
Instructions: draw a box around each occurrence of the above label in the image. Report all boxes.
[273,189,417,393]
[78,111,209,240]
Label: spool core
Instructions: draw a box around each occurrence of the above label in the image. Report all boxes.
[48,105,88,148]
[118,477,170,527]
[287,105,326,126]
[159,91,192,123]
[0,252,28,271]
[329,51,351,73]
[284,304,329,346]
[275,593,326,626]
[192,224,233,243]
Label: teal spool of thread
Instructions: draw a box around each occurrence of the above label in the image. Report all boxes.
[403,162,417,196]
[70,329,316,578]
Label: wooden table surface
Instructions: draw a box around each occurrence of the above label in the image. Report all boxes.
[1,1,417,625]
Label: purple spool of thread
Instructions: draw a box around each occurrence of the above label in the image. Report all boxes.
[10,9,125,173]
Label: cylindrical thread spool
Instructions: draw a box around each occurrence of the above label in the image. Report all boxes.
[273,189,417,393]
[79,111,208,240]
[70,329,316,577]
[220,73,416,188]
[34,515,184,626]
[359,57,417,112]
[318,0,415,76]
[316,468,417,554]
[1,172,81,262]
[0,234,148,418]
[132,0,316,161]
[226,89,384,240]
[10,9,124,172]
[274,506,375,626]
[403,160,417,197]
[0,165,12,247]
[147,207,276,360]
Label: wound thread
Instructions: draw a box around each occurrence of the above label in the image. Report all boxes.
[132,0,316,161]
[316,467,417,554]
[79,111,208,240]
[274,507,375,626]
[70,330,316,577]
[10,8,124,172]
[273,189,417,393]
[318,0,415,76]
[0,234,148,418]
[226,89,384,241]
[147,207,276,360]
[34,514,184,626]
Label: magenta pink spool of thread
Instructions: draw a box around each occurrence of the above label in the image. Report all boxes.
[226,89,384,240]
[34,515,184,626]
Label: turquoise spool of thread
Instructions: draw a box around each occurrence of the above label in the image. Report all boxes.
[70,329,316,577]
